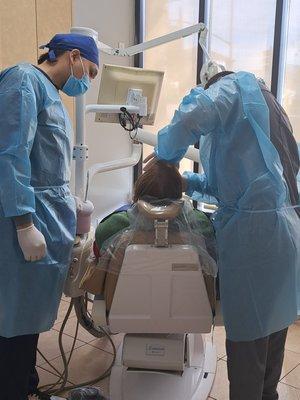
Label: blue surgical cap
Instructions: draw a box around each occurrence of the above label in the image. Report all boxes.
[40,33,99,67]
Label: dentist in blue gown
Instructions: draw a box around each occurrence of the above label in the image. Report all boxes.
[0,34,99,400]
[145,71,300,400]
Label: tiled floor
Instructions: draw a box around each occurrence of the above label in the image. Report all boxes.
[37,298,300,399]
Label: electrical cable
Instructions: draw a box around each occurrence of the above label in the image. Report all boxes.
[37,295,117,398]
[38,300,76,393]
[118,107,142,137]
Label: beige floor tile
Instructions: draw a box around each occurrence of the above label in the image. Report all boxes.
[48,344,115,385]
[281,364,300,389]
[210,326,227,359]
[61,294,71,303]
[210,359,229,400]
[36,366,61,388]
[277,382,300,399]
[53,315,98,344]
[281,350,300,379]
[55,300,76,324]
[286,323,300,354]
[37,329,86,367]
[89,333,124,354]
[33,366,73,398]
[95,376,110,397]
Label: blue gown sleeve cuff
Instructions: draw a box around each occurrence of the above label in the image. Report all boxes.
[183,171,202,197]
[183,171,219,205]
[154,146,181,164]
[12,213,33,226]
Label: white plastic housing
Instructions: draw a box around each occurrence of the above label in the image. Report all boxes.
[109,244,213,333]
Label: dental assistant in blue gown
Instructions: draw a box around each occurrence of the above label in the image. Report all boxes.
[0,33,99,400]
[145,71,300,400]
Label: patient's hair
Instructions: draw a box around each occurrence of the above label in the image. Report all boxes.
[133,160,182,202]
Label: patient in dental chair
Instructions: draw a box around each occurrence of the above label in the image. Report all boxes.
[95,161,216,258]
[80,160,217,316]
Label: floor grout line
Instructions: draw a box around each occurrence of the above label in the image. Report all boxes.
[51,324,117,355]
[280,361,300,381]
[51,326,95,344]
[38,341,114,370]
[37,341,87,368]
[48,327,85,341]
[284,347,300,356]
[88,341,115,355]
[38,364,76,385]
[279,381,300,391]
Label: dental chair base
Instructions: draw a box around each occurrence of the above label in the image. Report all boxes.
[110,333,216,400]
[92,240,217,399]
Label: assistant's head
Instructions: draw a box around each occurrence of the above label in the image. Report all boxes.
[133,160,183,203]
[37,33,99,96]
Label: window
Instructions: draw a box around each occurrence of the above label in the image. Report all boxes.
[143,0,200,172]
[281,0,300,142]
[208,0,277,87]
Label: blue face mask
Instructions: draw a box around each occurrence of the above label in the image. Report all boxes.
[62,57,90,97]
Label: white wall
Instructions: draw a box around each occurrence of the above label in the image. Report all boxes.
[72,0,136,222]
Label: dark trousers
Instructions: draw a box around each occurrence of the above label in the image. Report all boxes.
[226,328,288,400]
[0,334,40,400]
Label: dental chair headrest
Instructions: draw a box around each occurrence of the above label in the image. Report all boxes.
[137,200,183,221]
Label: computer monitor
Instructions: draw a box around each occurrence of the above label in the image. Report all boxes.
[95,64,164,125]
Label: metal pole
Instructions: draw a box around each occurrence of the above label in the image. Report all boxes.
[134,0,145,182]
[193,0,206,209]
[70,26,100,200]
[274,0,290,104]
[271,0,285,98]
[74,94,87,199]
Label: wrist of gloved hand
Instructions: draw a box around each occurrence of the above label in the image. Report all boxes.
[16,224,47,262]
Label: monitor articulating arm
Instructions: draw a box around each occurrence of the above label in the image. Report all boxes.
[71,24,224,86]
[72,23,208,58]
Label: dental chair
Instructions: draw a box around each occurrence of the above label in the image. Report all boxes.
[89,200,217,400]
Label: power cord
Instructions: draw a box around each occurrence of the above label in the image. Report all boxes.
[37,296,117,397]
[118,107,142,139]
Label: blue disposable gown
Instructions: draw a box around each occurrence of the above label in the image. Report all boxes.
[0,64,76,338]
[155,71,300,341]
